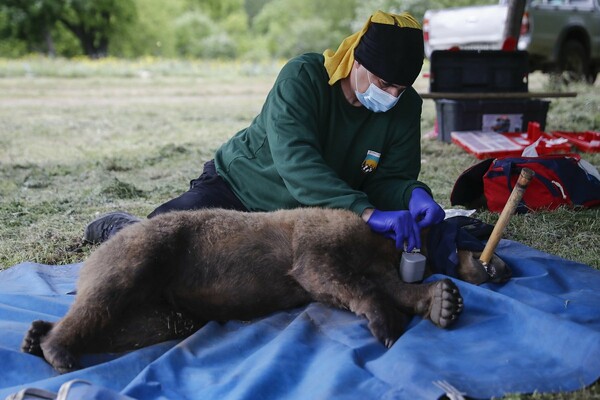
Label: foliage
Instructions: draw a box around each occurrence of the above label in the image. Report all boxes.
[0,0,136,58]
[0,0,499,59]
[66,0,136,57]
[251,0,357,58]
[243,0,274,26]
[0,0,62,54]
[0,12,27,57]
[112,0,186,58]
[174,11,214,57]
[0,1,50,55]
[189,0,245,21]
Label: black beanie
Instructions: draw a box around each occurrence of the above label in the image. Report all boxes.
[354,22,424,87]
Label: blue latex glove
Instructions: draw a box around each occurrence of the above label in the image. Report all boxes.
[366,209,421,251]
[408,188,446,229]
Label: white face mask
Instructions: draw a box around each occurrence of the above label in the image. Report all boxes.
[354,68,401,113]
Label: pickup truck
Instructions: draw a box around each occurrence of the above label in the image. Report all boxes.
[423,0,600,83]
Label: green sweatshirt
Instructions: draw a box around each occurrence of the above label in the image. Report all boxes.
[215,52,430,215]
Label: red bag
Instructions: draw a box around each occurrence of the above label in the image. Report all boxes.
[451,154,600,212]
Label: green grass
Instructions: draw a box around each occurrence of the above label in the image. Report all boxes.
[0,61,279,266]
[0,58,599,398]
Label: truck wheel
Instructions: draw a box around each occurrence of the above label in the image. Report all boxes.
[558,39,592,84]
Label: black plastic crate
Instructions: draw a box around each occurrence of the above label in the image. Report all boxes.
[435,99,550,143]
[430,50,529,93]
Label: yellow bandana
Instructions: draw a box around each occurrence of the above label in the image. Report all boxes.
[323,11,422,86]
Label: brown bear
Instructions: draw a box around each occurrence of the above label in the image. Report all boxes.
[21,208,508,373]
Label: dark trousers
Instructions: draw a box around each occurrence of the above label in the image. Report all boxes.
[148,160,248,218]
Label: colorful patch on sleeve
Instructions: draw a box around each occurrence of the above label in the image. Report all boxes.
[361,150,381,173]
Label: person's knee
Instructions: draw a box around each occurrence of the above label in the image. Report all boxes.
[147,193,200,218]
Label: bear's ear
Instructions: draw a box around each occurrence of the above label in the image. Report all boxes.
[450,158,494,209]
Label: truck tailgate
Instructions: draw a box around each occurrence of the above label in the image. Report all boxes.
[425,4,508,57]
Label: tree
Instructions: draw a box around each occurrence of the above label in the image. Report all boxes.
[56,0,136,58]
[0,0,64,56]
[252,0,357,58]
[186,0,244,21]
[1,0,502,59]
[111,0,186,58]
[243,0,274,26]
[0,0,136,58]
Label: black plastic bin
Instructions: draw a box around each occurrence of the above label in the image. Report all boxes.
[430,50,529,93]
[435,99,550,143]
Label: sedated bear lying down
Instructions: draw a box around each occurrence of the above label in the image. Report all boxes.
[22,208,509,374]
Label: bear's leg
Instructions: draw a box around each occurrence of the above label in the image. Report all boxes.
[291,253,409,348]
[37,300,203,374]
[291,252,464,346]
[93,305,206,353]
[37,267,159,373]
[38,300,106,373]
[21,320,54,357]
[370,267,463,329]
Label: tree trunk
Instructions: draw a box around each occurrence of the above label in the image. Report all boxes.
[44,28,56,58]
[58,18,109,59]
[503,0,527,42]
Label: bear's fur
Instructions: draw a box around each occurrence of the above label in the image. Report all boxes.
[22,208,507,373]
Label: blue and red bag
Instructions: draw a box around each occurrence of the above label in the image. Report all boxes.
[451,154,600,213]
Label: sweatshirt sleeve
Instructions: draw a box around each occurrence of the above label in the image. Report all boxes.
[262,66,373,215]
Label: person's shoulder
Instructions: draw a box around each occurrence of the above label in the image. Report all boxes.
[404,87,422,102]
[399,87,423,109]
[286,52,325,68]
[278,53,327,80]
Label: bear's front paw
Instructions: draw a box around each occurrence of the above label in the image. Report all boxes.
[427,279,463,328]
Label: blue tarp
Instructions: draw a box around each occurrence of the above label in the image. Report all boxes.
[1,239,599,399]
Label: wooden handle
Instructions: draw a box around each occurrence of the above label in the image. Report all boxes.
[479,168,535,265]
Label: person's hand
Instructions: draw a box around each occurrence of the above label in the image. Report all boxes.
[365,209,421,251]
[408,188,445,229]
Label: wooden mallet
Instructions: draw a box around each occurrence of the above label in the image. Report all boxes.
[479,168,535,274]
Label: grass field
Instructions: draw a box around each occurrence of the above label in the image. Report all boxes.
[1,57,598,270]
[0,58,599,398]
